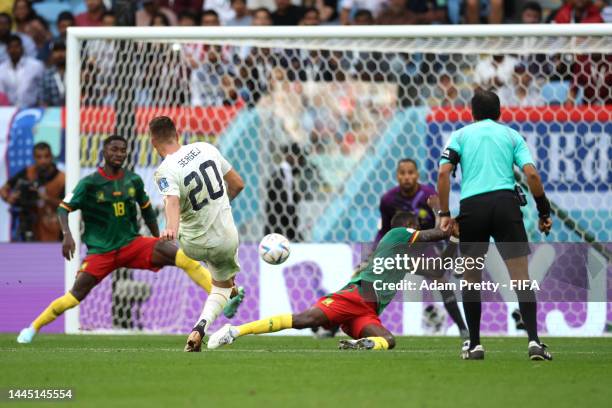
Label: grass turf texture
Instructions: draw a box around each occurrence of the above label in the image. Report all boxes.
[0,335,610,408]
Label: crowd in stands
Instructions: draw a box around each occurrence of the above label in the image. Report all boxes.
[0,0,610,109]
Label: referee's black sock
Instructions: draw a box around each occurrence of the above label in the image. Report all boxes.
[462,288,481,348]
[440,290,468,333]
[516,289,540,344]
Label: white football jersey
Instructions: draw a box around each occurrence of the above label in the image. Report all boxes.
[154,142,236,245]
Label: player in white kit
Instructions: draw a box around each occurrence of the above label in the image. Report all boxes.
[149,116,245,352]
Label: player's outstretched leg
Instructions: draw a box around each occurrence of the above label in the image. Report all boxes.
[151,241,245,319]
[17,272,97,344]
[338,323,395,351]
[208,307,329,349]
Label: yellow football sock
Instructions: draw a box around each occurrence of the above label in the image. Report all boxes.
[236,314,293,337]
[175,249,212,293]
[32,292,79,331]
[366,337,390,350]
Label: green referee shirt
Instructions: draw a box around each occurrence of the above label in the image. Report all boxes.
[440,119,535,200]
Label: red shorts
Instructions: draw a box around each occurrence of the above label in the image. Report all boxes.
[80,237,161,282]
[314,284,383,339]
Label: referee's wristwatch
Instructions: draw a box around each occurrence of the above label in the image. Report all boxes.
[437,210,451,217]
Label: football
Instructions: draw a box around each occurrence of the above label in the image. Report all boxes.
[258,233,291,265]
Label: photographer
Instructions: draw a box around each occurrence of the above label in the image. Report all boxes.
[0,142,65,241]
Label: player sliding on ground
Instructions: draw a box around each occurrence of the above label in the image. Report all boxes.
[149,116,246,352]
[17,135,244,344]
[208,212,457,351]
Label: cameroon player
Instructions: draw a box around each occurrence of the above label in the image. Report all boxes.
[17,135,244,344]
[208,212,456,351]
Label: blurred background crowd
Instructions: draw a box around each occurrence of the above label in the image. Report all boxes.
[0,0,610,109]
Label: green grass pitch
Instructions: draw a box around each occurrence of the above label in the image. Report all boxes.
[1,334,611,408]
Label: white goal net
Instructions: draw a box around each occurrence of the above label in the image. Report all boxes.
[66,25,611,334]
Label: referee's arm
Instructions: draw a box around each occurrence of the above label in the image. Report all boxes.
[437,163,453,232]
[522,164,552,234]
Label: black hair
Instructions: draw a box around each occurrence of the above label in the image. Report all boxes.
[390,211,418,229]
[353,9,374,21]
[253,7,272,19]
[30,15,50,31]
[522,1,543,16]
[51,40,66,52]
[178,9,198,23]
[397,158,418,170]
[201,9,219,19]
[102,11,116,21]
[0,12,11,24]
[7,34,22,46]
[33,142,51,153]
[471,88,501,121]
[149,116,177,141]
[103,135,128,147]
[150,12,170,26]
[57,11,75,23]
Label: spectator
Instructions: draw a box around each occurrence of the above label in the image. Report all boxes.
[0,142,65,242]
[521,1,542,23]
[408,0,448,24]
[203,0,236,24]
[554,0,603,23]
[55,11,74,42]
[473,54,519,91]
[434,72,461,107]
[177,10,198,26]
[136,0,178,26]
[340,0,386,24]
[101,11,116,26]
[465,0,504,24]
[252,6,273,25]
[352,8,374,24]
[25,15,52,63]
[0,12,36,63]
[596,0,612,22]
[158,0,204,14]
[0,90,9,105]
[0,34,43,107]
[39,40,65,106]
[201,9,221,25]
[377,0,418,24]
[264,143,305,241]
[300,6,320,24]
[151,12,171,26]
[12,0,37,34]
[227,0,253,25]
[499,64,544,107]
[301,0,338,23]
[75,0,107,27]
[272,0,305,25]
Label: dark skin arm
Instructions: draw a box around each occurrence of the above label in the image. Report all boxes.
[58,210,75,260]
[437,163,453,232]
[523,164,552,234]
[146,218,160,238]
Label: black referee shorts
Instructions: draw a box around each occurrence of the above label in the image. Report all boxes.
[458,189,530,260]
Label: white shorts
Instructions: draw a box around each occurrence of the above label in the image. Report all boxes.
[179,225,240,282]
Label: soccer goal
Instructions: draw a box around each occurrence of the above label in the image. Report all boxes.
[64,24,612,334]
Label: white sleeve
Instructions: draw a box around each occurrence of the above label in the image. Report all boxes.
[154,164,180,196]
[341,0,355,9]
[206,143,232,175]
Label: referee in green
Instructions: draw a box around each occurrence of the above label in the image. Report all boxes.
[437,89,553,361]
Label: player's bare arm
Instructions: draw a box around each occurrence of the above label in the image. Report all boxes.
[57,209,75,260]
[161,195,180,241]
[414,226,451,243]
[224,168,245,201]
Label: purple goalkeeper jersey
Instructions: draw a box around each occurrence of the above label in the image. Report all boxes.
[374,184,437,243]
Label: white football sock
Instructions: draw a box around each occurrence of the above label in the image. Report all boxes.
[196,285,233,333]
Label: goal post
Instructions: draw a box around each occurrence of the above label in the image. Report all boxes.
[64,24,612,335]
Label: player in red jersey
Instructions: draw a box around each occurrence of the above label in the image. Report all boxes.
[17,135,244,344]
